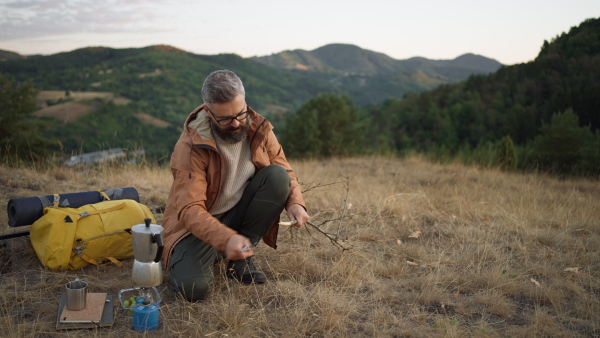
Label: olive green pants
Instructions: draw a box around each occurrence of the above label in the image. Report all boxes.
[169,165,290,301]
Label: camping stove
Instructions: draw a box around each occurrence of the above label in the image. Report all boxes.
[123,218,164,332]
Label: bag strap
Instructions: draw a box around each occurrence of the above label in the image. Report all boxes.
[75,202,125,220]
[73,229,131,268]
[104,233,133,266]
[97,189,111,201]
[103,188,124,200]
[75,250,124,267]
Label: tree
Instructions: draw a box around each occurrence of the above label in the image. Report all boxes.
[281,94,364,158]
[0,74,48,161]
[532,109,589,174]
[496,135,518,171]
[578,130,600,176]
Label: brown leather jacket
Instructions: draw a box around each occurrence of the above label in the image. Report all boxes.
[161,104,306,269]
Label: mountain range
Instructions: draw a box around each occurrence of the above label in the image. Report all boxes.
[2,16,599,175]
[0,42,503,159]
[252,43,501,78]
[1,43,502,109]
[250,44,502,106]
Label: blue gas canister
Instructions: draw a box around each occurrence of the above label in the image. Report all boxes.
[132,302,159,332]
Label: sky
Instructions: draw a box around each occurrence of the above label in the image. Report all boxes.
[0,0,598,65]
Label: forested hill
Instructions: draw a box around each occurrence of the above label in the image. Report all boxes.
[0,45,334,119]
[365,17,600,175]
[0,43,502,111]
[0,42,502,162]
[252,43,501,78]
[0,49,23,61]
[1,45,342,160]
[2,18,597,176]
[251,44,503,104]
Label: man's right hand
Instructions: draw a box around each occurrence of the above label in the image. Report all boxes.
[225,234,253,260]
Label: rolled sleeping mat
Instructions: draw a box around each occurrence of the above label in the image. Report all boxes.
[7,187,139,227]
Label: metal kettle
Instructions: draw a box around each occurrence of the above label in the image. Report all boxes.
[131,218,164,263]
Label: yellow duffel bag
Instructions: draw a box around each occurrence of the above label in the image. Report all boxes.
[30,199,156,270]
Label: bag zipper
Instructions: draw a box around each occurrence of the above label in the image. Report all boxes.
[75,229,130,244]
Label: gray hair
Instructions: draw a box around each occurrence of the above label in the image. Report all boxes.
[201,70,245,105]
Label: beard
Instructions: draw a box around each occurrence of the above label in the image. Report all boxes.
[210,116,252,144]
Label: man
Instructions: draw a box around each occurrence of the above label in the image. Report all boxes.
[161,70,310,302]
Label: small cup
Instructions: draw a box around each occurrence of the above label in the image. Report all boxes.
[65,278,88,311]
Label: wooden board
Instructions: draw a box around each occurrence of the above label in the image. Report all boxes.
[56,294,114,330]
[59,293,106,323]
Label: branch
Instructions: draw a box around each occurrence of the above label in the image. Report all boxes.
[336,175,351,235]
[301,180,349,194]
[297,175,354,251]
[305,218,353,251]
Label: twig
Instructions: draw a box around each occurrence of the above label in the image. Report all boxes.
[301,180,349,194]
[297,176,354,251]
[336,176,351,235]
[305,219,353,251]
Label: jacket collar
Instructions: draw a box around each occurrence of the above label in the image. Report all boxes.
[183,104,272,146]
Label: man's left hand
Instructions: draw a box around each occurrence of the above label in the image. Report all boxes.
[286,204,310,228]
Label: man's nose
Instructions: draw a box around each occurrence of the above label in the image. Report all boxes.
[231,119,241,128]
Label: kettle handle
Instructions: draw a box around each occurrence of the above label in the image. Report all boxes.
[152,233,164,263]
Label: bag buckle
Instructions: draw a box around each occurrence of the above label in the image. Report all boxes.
[78,211,90,218]
[73,245,87,256]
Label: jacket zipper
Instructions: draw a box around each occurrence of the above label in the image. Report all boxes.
[250,119,267,148]
[192,143,222,212]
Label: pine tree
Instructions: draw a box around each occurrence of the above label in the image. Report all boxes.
[281,94,364,158]
[496,135,518,171]
[532,109,589,174]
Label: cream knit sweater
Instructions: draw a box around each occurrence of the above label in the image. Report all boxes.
[210,132,256,215]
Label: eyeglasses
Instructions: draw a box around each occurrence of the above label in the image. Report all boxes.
[207,107,249,126]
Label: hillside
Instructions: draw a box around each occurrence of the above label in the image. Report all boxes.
[0,45,334,118]
[251,43,503,105]
[251,43,502,77]
[0,46,342,160]
[0,43,502,112]
[3,17,595,174]
[253,43,402,74]
[0,42,504,161]
[0,49,23,61]
[366,17,600,175]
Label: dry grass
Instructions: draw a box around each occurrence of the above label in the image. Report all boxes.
[0,157,598,337]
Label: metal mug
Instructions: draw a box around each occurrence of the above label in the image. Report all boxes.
[65,278,88,311]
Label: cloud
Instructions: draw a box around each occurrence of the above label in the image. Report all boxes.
[0,0,172,41]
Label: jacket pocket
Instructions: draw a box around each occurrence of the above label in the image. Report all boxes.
[254,145,270,168]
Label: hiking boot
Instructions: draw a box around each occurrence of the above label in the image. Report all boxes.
[227,256,266,284]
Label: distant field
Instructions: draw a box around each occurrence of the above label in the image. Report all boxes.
[262,103,289,115]
[134,113,172,128]
[35,91,171,128]
[36,90,131,107]
[34,101,94,123]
